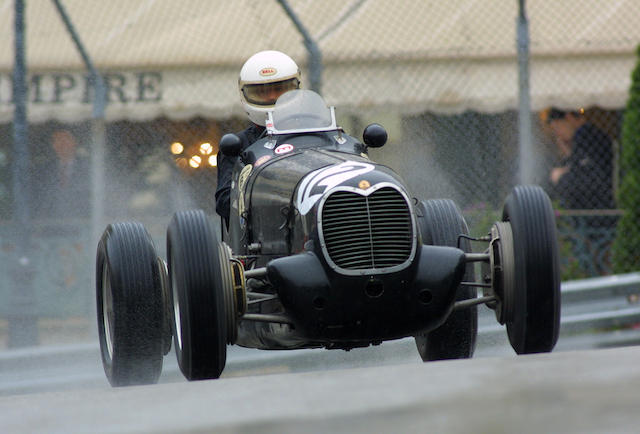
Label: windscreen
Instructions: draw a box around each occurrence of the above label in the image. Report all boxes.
[272,90,333,131]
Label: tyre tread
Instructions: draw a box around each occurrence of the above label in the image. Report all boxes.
[168,210,227,380]
[503,185,560,354]
[415,199,477,361]
[96,221,163,387]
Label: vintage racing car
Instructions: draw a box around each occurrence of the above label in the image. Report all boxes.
[96,90,561,386]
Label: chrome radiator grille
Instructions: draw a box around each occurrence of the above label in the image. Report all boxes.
[319,186,414,273]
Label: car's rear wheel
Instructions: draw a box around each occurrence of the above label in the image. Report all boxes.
[414,199,477,361]
[167,210,227,380]
[96,222,164,387]
[502,185,560,354]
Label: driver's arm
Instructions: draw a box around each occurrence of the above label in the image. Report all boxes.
[215,152,236,227]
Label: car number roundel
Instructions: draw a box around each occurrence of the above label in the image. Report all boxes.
[296,161,375,215]
[275,144,294,155]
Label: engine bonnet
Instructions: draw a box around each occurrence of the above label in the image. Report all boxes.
[245,148,413,258]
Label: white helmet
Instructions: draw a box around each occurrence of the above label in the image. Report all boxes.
[239,50,301,126]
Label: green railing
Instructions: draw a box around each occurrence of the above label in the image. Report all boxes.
[556,210,622,280]
[464,206,622,281]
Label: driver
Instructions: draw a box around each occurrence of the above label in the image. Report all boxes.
[215,50,301,226]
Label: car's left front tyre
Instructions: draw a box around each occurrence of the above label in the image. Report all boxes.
[96,222,164,387]
[502,185,561,354]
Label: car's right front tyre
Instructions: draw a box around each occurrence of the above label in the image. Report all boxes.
[167,210,227,381]
[414,199,477,361]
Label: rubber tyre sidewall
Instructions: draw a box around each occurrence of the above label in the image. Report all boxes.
[503,185,561,354]
[96,222,164,387]
[167,210,227,381]
[414,199,478,361]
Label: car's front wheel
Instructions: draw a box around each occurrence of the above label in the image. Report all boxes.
[414,199,477,361]
[167,210,227,380]
[96,222,164,387]
[502,185,560,354]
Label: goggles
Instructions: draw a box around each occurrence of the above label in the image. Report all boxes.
[242,78,300,106]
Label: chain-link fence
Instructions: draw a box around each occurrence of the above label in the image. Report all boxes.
[0,0,639,346]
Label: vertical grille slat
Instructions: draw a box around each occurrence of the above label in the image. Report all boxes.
[320,186,414,273]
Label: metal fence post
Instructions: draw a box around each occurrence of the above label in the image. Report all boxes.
[517,0,534,185]
[51,0,107,326]
[9,0,38,347]
[277,0,323,94]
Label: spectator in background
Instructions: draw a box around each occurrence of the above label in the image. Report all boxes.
[547,107,614,209]
[44,128,90,218]
[52,130,79,190]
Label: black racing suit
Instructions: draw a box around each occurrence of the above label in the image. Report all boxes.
[215,124,266,226]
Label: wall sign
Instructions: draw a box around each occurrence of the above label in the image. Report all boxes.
[0,71,162,106]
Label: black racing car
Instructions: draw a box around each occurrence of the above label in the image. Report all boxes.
[96,90,561,386]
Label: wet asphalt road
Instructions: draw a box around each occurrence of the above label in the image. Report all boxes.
[2,344,640,433]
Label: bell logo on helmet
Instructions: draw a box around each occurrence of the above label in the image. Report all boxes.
[260,68,277,76]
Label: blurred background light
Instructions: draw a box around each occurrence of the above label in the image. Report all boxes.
[200,142,213,155]
[170,142,184,154]
[189,155,202,168]
[175,157,188,169]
